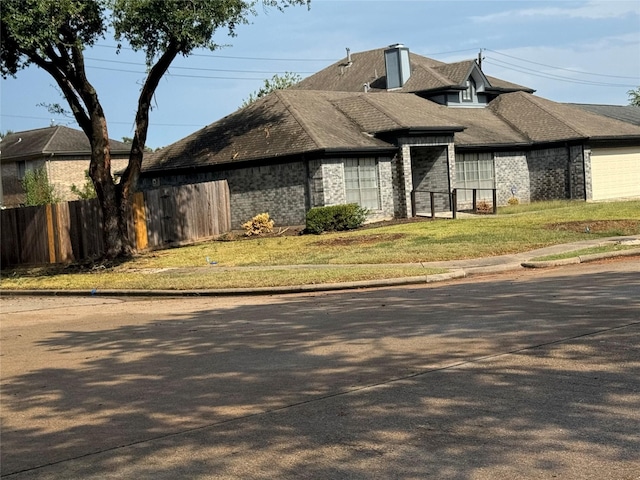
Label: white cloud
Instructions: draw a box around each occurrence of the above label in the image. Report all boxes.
[472,1,640,23]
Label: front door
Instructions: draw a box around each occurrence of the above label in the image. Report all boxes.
[410,146,450,216]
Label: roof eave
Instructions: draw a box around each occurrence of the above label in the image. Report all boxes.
[588,135,640,146]
[142,146,399,174]
[1,149,130,162]
[485,86,536,94]
[376,126,464,138]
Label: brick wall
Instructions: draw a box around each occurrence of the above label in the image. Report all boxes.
[319,157,395,222]
[569,145,587,200]
[48,156,92,201]
[410,146,451,213]
[583,146,593,201]
[320,159,346,205]
[376,157,395,221]
[394,135,455,216]
[494,152,530,205]
[527,147,571,201]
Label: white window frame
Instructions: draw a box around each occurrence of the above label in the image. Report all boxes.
[344,158,380,210]
[462,78,476,103]
[455,152,495,203]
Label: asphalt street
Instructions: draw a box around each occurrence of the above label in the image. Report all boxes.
[1,258,639,479]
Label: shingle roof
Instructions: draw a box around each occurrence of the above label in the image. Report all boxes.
[144,90,470,172]
[567,104,640,126]
[0,125,130,161]
[294,47,534,94]
[489,92,640,143]
[143,46,640,174]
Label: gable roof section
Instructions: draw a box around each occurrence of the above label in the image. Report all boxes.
[295,47,534,94]
[144,90,403,173]
[489,92,640,143]
[431,106,529,147]
[0,125,130,161]
[432,60,477,86]
[333,93,464,134]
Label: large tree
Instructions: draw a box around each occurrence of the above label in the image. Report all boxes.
[628,87,640,107]
[1,0,308,259]
[241,71,301,107]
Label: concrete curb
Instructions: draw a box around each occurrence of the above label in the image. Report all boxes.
[521,247,640,269]
[3,245,637,298]
[1,270,468,297]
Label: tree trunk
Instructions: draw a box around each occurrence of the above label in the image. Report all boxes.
[88,114,130,260]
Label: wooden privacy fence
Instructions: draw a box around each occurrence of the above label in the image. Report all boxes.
[1,180,231,267]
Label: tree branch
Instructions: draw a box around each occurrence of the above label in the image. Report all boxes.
[120,41,182,195]
[25,48,92,134]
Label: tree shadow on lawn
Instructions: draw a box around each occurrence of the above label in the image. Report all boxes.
[1,270,639,478]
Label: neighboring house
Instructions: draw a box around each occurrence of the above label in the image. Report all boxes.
[0,126,130,207]
[141,45,640,228]
[567,104,640,127]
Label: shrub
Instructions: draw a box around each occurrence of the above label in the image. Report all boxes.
[476,200,493,214]
[242,213,274,236]
[70,170,97,199]
[217,231,237,242]
[305,204,368,234]
[22,167,59,206]
[507,196,520,206]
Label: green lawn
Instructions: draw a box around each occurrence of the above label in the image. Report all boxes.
[2,200,639,290]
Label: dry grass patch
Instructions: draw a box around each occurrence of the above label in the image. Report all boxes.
[311,233,407,247]
[547,219,639,235]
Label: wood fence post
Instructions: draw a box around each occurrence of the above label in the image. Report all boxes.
[133,191,148,251]
[45,204,56,264]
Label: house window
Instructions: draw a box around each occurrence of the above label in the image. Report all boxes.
[17,161,26,179]
[462,78,476,102]
[344,158,380,210]
[455,152,494,202]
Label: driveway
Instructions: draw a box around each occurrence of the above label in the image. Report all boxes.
[1,258,639,479]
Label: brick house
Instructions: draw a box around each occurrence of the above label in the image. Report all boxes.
[0,126,130,207]
[140,45,640,228]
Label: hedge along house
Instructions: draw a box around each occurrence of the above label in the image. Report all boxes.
[1,126,131,207]
[140,45,640,228]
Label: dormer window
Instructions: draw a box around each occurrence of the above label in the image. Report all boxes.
[462,78,476,102]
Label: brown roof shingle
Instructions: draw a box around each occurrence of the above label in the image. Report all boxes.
[489,92,640,143]
[0,125,130,161]
[295,47,534,94]
[144,89,473,173]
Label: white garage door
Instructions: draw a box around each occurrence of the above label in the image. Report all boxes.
[591,147,640,201]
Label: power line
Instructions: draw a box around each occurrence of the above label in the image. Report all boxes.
[485,48,639,80]
[483,58,637,88]
[0,113,204,127]
[93,44,480,63]
[86,64,273,80]
[93,43,335,62]
[84,56,315,74]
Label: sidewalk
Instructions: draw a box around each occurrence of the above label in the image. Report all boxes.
[4,236,640,297]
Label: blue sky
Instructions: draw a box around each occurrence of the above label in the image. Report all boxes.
[1,0,639,149]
